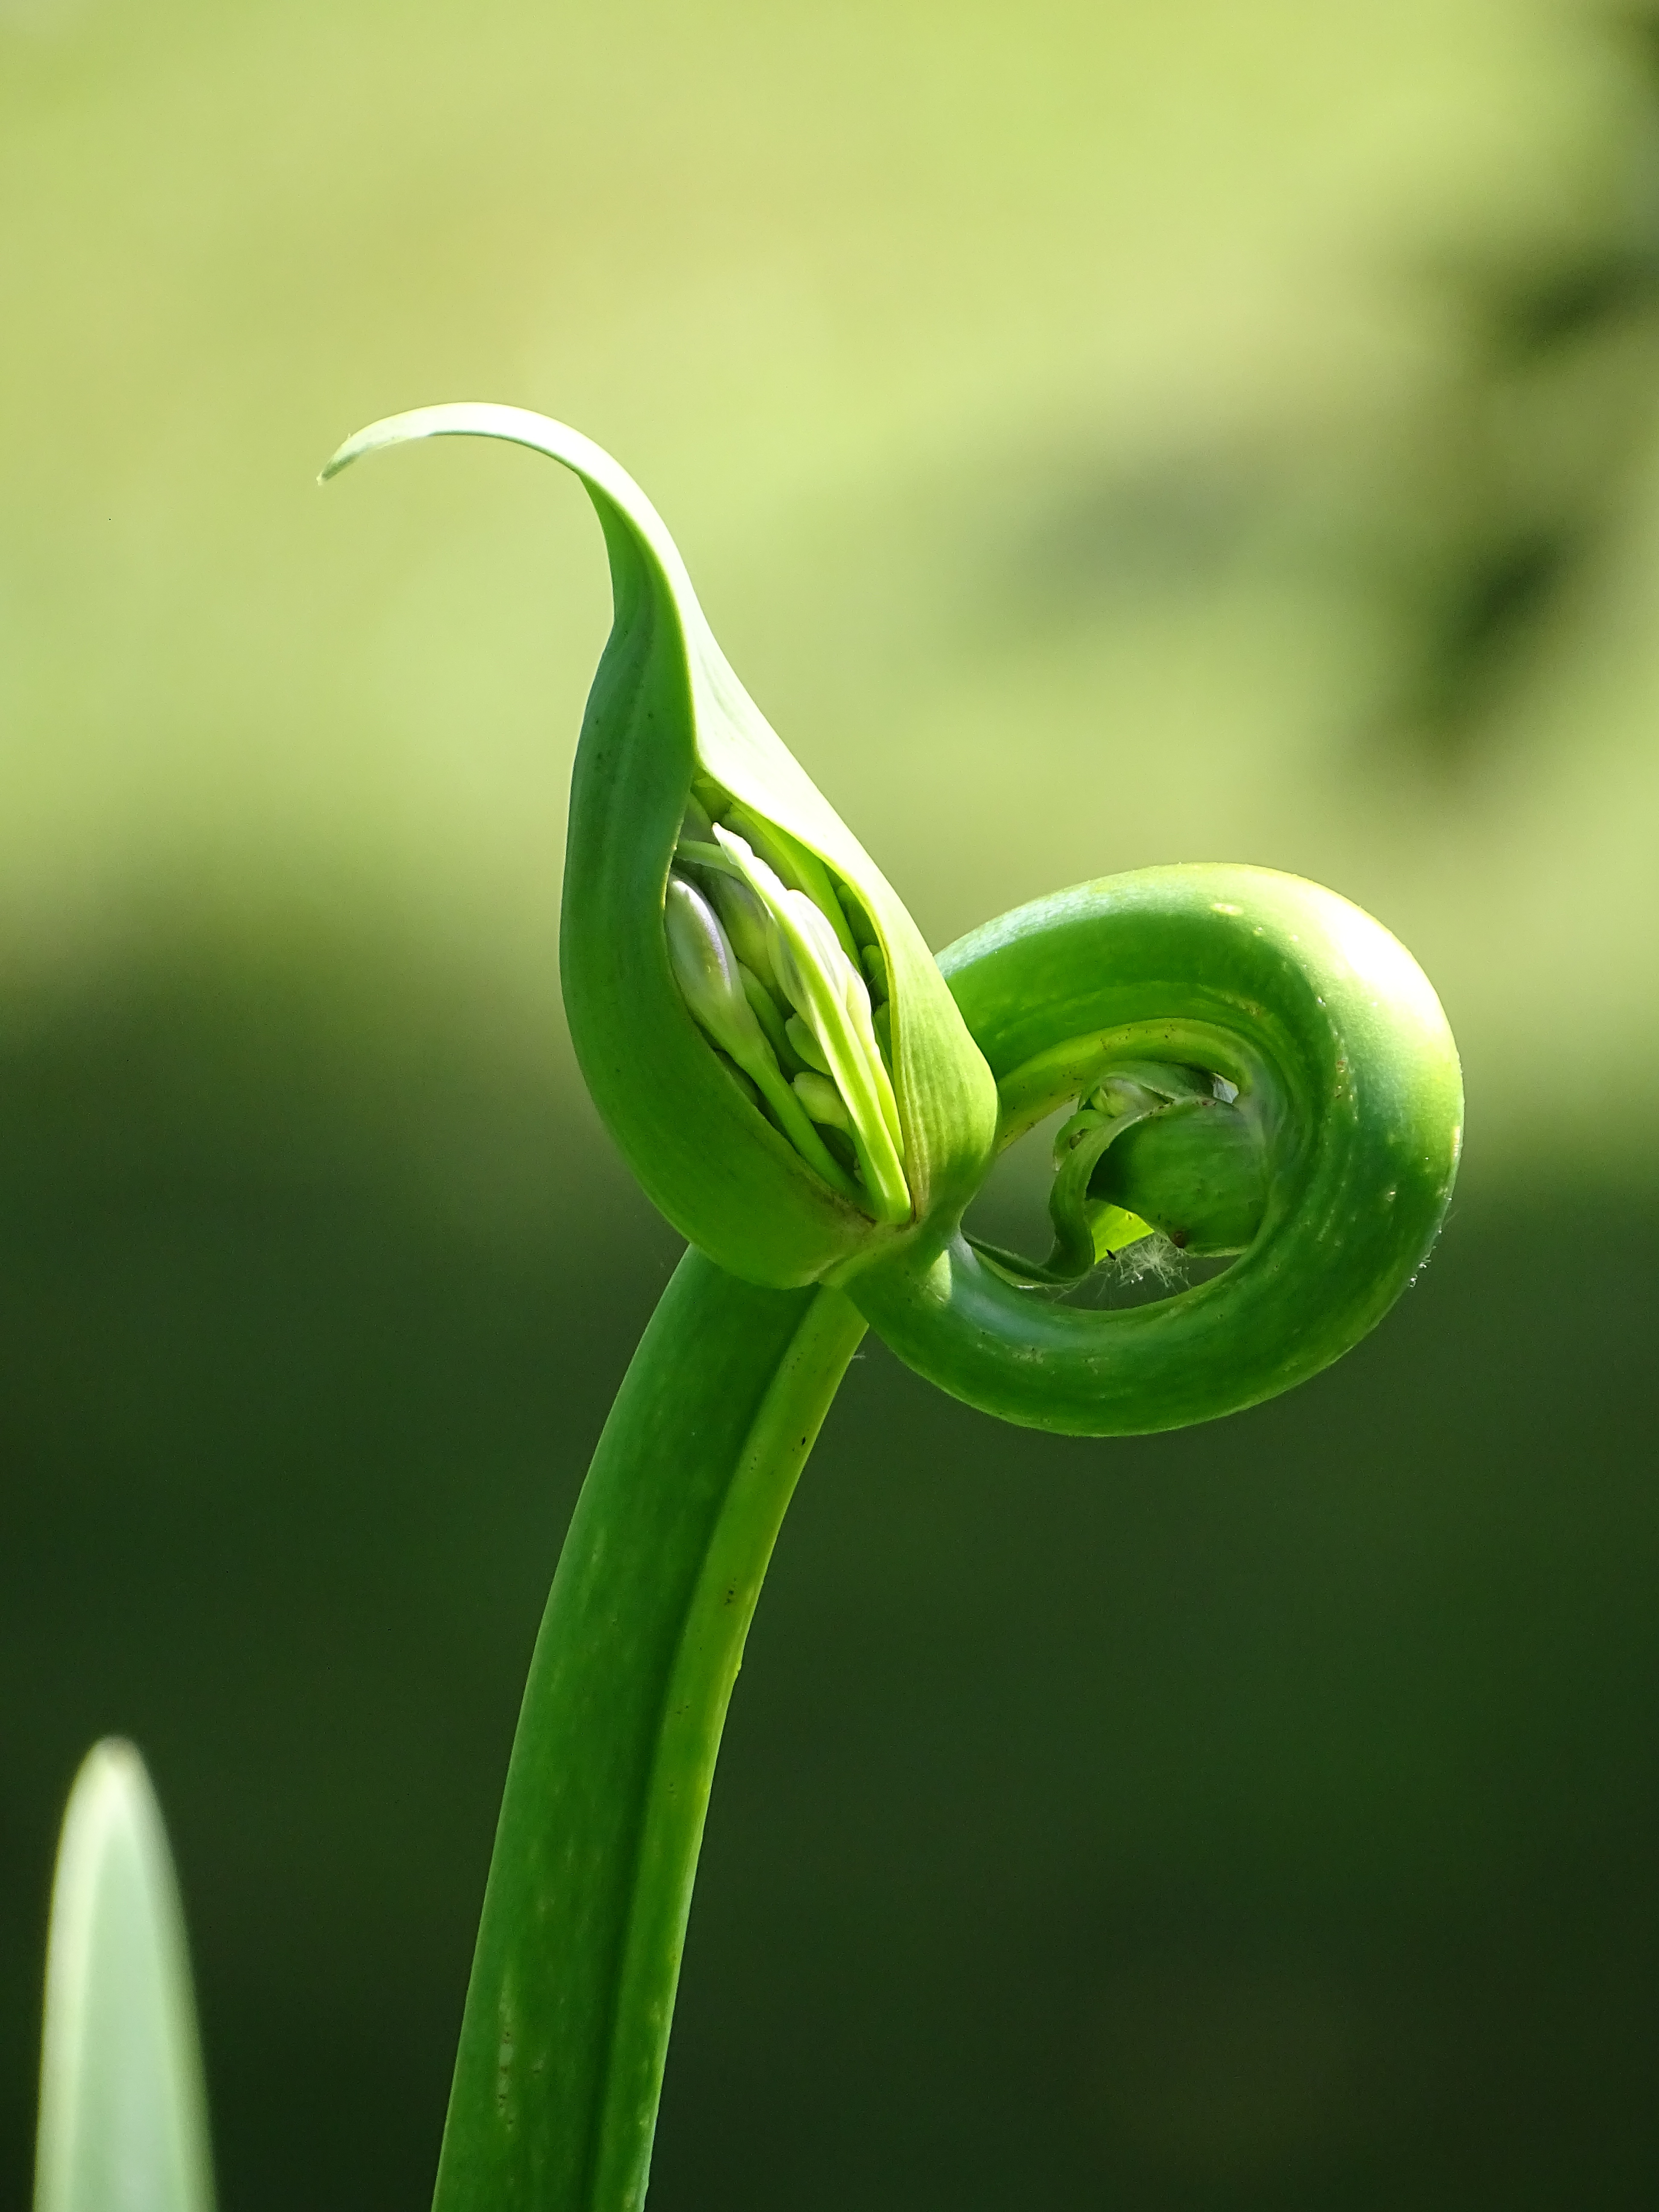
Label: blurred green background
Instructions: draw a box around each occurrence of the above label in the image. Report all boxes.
[3,0,1658,2205]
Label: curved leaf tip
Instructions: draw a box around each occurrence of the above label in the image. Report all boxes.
[316,403,700,605]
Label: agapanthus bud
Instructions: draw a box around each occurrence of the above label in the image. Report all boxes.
[664,874,863,1208]
[713,827,910,1226]
[700,868,786,1006]
[793,1071,853,1129]
[662,874,763,1067]
[323,403,998,1287]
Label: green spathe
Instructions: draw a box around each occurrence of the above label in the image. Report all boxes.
[322,405,998,1287]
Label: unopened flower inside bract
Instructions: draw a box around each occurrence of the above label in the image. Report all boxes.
[322,405,999,1287]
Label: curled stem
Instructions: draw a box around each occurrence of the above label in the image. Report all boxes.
[850,863,1462,1434]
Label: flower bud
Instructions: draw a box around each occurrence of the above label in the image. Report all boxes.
[713,826,910,1225]
[323,405,998,1286]
[793,1070,853,1129]
[662,874,763,1067]
[664,874,864,1208]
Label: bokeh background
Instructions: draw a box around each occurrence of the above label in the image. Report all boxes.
[3,0,1658,2205]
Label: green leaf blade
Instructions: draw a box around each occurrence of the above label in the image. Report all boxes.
[35,1741,215,2212]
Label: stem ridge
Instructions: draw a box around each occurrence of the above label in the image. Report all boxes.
[432,1254,864,2212]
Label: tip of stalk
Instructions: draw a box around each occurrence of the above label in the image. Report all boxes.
[318,401,589,487]
[319,404,471,485]
[317,416,399,483]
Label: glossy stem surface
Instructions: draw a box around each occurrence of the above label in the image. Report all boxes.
[432,1251,866,2212]
[852,865,1462,1435]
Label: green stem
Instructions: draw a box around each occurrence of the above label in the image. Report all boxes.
[432,1250,867,2212]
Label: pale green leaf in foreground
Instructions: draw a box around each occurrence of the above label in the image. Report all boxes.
[35,1741,215,2212]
